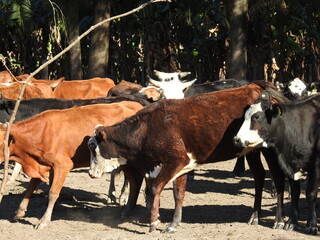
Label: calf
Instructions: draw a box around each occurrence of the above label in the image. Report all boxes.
[88,81,287,233]
[233,93,320,235]
[0,101,144,229]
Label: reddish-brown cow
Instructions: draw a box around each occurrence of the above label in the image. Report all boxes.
[53,78,115,99]
[88,81,287,233]
[0,71,13,83]
[0,82,54,99]
[0,101,143,229]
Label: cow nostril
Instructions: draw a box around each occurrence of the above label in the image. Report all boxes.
[244,140,249,147]
[88,143,95,151]
[233,136,240,145]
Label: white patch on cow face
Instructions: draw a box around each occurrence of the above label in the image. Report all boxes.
[145,164,163,179]
[169,153,198,182]
[288,78,306,97]
[235,102,267,148]
[88,136,127,178]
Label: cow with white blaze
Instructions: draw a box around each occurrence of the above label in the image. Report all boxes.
[88,81,288,233]
[148,70,197,99]
[233,93,320,235]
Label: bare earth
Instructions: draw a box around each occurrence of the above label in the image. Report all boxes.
[0,158,318,240]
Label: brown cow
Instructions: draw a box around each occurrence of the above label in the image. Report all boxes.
[0,82,54,99]
[88,81,287,233]
[16,74,64,89]
[0,71,13,83]
[107,80,143,97]
[53,78,115,99]
[0,101,143,229]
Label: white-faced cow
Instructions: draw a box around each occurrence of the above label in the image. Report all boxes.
[233,93,320,235]
[148,70,197,99]
[88,81,288,233]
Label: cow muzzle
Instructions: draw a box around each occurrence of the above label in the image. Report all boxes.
[233,136,249,148]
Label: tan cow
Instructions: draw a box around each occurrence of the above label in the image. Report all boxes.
[0,101,143,229]
[53,77,115,99]
[0,82,54,99]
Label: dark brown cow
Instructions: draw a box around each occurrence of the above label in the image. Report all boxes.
[53,78,115,99]
[0,101,143,229]
[0,82,54,99]
[107,80,143,97]
[88,81,287,233]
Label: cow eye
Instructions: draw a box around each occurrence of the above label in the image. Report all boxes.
[88,143,96,151]
[252,113,261,121]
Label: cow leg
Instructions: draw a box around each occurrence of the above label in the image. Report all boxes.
[232,156,245,177]
[7,162,22,185]
[14,178,42,220]
[35,167,70,230]
[262,148,285,229]
[305,169,319,235]
[120,165,143,218]
[107,168,120,204]
[245,151,265,225]
[119,176,129,206]
[285,178,300,231]
[163,173,188,233]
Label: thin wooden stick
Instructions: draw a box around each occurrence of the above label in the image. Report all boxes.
[0,0,170,203]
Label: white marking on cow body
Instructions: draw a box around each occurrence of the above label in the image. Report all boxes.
[293,169,306,181]
[145,164,163,179]
[235,102,266,147]
[169,153,198,182]
[288,78,306,97]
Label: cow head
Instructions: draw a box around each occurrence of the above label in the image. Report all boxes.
[233,93,281,149]
[148,70,197,99]
[287,77,308,100]
[88,125,127,178]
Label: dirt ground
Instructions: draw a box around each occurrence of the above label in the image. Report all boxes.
[0,158,319,240]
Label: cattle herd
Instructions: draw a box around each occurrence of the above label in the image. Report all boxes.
[0,70,319,235]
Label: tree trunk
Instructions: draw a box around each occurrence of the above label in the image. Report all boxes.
[66,1,83,80]
[226,0,248,79]
[88,0,111,78]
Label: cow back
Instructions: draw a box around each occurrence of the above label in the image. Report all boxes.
[53,78,115,99]
[0,82,53,99]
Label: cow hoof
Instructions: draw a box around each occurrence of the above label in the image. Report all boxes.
[119,194,128,206]
[35,221,50,230]
[14,210,26,220]
[149,220,160,233]
[305,226,318,235]
[272,222,285,229]
[248,217,258,225]
[106,195,117,205]
[284,222,296,231]
[163,226,176,233]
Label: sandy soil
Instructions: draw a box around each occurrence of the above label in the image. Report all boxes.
[0,158,318,240]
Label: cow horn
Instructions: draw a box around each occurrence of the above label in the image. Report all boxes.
[182,78,197,89]
[153,70,162,78]
[179,72,191,79]
[148,76,162,87]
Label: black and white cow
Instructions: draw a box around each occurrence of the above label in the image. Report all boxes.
[233,93,320,235]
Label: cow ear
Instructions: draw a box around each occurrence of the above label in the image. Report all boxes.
[96,129,107,141]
